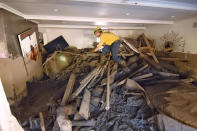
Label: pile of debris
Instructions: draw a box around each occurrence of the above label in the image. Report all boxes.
[12,34,192,131]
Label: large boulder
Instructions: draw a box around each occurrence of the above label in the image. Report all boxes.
[44,52,72,77]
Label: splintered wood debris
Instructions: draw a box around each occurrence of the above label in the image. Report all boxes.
[12,34,194,131]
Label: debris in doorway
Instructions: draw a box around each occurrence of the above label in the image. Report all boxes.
[12,34,193,131]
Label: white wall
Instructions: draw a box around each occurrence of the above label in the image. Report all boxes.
[145,17,197,54]
[39,28,145,49]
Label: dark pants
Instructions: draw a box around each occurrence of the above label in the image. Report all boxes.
[101,40,123,63]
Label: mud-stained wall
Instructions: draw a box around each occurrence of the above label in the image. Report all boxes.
[0,9,43,104]
[167,52,197,80]
[145,17,197,79]
[145,17,197,54]
[0,11,9,58]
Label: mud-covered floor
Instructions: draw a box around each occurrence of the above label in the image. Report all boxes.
[145,82,197,129]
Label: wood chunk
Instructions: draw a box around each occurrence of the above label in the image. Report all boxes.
[125,79,140,90]
[133,73,153,80]
[142,34,159,63]
[79,89,91,120]
[72,120,96,127]
[56,107,72,131]
[39,112,45,131]
[74,112,84,121]
[61,73,76,106]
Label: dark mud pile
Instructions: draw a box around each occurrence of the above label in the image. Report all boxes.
[75,86,159,131]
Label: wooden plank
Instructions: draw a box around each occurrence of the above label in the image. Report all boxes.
[61,73,76,106]
[79,89,91,120]
[158,72,179,77]
[105,61,111,110]
[39,112,45,131]
[72,120,96,127]
[158,57,188,62]
[129,64,149,78]
[133,73,153,80]
[142,34,159,63]
[71,66,100,100]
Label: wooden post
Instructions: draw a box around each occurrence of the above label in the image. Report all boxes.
[79,89,91,120]
[61,73,76,106]
[105,61,111,110]
[39,112,45,131]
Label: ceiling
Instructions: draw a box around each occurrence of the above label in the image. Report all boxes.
[0,0,197,29]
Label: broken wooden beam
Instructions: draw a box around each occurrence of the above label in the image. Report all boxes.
[142,34,159,63]
[140,53,162,70]
[61,73,76,106]
[122,38,140,54]
[71,66,101,99]
[39,112,45,131]
[79,89,91,120]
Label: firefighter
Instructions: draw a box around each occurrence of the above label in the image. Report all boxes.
[92,27,127,67]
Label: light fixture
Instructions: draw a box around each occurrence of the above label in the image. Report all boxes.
[95,21,107,26]
[53,9,59,12]
[171,16,175,18]
[126,13,130,16]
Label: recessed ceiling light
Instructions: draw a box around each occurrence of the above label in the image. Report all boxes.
[53,9,58,12]
[126,13,130,16]
[95,21,107,26]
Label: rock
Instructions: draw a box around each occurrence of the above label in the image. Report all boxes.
[44,52,72,77]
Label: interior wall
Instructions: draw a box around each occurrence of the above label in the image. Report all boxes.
[145,17,197,54]
[39,27,145,49]
[0,9,43,104]
[145,17,197,79]
[0,11,9,58]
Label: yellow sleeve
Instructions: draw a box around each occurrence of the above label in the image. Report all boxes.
[97,41,104,49]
